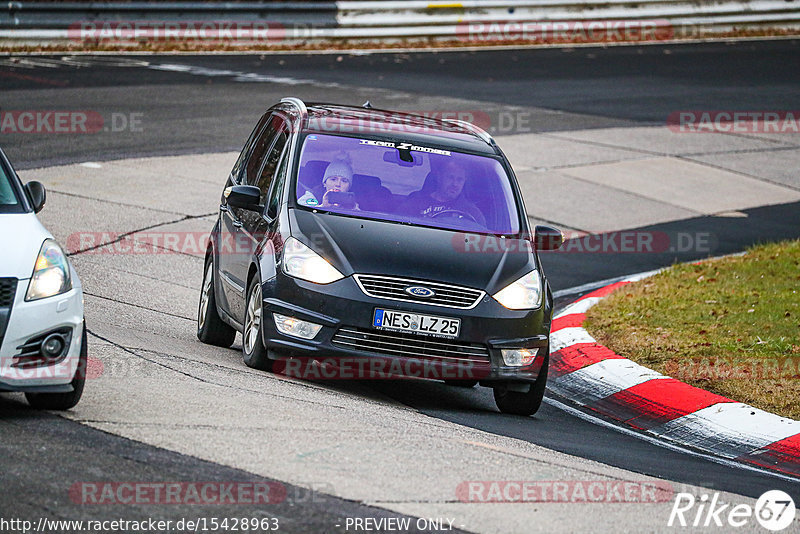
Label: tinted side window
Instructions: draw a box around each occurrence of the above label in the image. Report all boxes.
[0,164,18,206]
[0,158,24,214]
[244,116,284,186]
[230,114,269,184]
[256,130,288,205]
[266,143,290,219]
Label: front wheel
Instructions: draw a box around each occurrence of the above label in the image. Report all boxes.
[242,276,273,371]
[493,354,549,416]
[26,323,87,410]
[197,256,236,348]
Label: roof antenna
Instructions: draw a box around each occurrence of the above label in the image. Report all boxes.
[362,100,372,109]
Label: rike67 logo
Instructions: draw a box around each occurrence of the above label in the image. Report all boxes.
[668,490,796,531]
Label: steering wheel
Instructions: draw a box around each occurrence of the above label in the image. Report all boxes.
[429,209,478,224]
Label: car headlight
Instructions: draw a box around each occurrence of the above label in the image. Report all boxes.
[26,239,72,301]
[282,237,344,284]
[492,270,542,310]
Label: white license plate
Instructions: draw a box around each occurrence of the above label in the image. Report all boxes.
[373,309,460,338]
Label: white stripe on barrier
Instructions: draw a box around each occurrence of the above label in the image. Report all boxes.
[549,358,668,405]
[549,326,596,352]
[650,403,800,459]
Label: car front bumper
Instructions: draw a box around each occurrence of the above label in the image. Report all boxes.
[0,273,84,392]
[259,272,550,384]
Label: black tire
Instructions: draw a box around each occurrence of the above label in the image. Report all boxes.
[444,379,478,388]
[242,275,273,371]
[197,255,236,348]
[493,354,549,416]
[26,323,87,410]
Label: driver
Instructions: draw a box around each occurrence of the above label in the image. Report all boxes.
[399,160,485,226]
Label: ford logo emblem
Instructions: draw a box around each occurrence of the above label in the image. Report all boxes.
[405,286,435,298]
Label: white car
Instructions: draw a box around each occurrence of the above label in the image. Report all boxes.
[0,149,86,410]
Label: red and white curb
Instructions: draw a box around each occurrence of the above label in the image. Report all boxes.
[549,275,800,478]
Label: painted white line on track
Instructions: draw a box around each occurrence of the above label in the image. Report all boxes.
[552,270,661,300]
[553,297,603,319]
[146,63,342,87]
[552,252,749,301]
[543,397,800,485]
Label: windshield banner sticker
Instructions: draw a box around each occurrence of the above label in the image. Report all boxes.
[359,139,451,156]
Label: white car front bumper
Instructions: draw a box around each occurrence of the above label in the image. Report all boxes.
[0,271,84,392]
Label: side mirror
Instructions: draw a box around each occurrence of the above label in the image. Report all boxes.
[224,185,262,211]
[534,225,563,251]
[25,181,46,213]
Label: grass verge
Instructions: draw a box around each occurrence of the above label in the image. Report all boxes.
[584,239,800,420]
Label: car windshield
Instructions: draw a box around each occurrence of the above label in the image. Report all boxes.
[0,161,21,212]
[294,134,521,235]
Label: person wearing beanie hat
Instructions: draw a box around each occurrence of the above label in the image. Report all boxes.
[321,160,353,192]
[299,156,357,209]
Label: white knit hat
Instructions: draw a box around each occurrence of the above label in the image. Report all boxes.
[322,160,353,183]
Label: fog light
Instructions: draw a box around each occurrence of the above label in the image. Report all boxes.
[41,333,66,359]
[273,314,322,340]
[501,348,539,367]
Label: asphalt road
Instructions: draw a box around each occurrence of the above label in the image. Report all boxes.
[2,39,798,169]
[2,40,800,533]
[1,403,451,534]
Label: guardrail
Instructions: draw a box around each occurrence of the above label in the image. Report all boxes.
[2,2,339,28]
[1,1,799,45]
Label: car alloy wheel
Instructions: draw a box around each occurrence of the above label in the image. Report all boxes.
[244,281,262,355]
[242,276,273,371]
[198,262,213,331]
[196,255,236,347]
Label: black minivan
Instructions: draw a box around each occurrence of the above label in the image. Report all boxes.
[197,98,563,415]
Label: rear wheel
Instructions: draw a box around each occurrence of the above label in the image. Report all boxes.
[26,324,87,410]
[242,276,273,371]
[493,354,549,416]
[197,256,236,347]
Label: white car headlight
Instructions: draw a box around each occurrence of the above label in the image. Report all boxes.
[492,270,543,310]
[26,239,72,301]
[282,237,344,284]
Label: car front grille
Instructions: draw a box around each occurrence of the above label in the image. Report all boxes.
[331,326,490,365]
[0,278,17,350]
[0,278,17,307]
[353,274,484,309]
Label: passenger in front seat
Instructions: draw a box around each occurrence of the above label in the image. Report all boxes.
[298,157,358,209]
